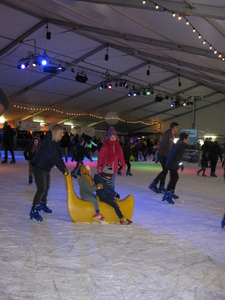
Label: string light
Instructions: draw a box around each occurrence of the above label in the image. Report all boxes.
[150,1,225,61]
[13,104,159,126]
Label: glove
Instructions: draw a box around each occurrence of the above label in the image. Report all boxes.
[115,193,120,199]
[97,166,102,174]
[63,168,69,176]
[120,166,126,176]
[180,164,184,172]
[97,183,103,190]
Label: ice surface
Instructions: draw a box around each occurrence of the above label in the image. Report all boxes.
[0,155,225,300]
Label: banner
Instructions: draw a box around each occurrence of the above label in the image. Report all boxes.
[17,120,40,131]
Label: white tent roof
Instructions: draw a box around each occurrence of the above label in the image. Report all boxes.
[1,0,225,133]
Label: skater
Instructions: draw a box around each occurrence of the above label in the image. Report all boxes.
[118,142,133,176]
[61,128,70,162]
[71,137,93,179]
[30,124,68,222]
[149,122,179,193]
[221,162,225,228]
[78,165,105,221]
[97,126,126,190]
[23,136,40,184]
[208,141,222,177]
[94,165,132,225]
[162,132,188,204]
[197,151,208,176]
[0,88,9,117]
[1,121,16,164]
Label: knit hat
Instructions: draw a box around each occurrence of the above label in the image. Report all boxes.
[107,126,117,138]
[101,165,114,177]
[81,165,91,176]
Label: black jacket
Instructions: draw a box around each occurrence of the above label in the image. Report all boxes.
[61,131,70,148]
[32,131,66,173]
[23,140,40,161]
[209,143,222,162]
[165,140,186,171]
[73,143,91,161]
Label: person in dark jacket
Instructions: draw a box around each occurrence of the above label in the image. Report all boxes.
[1,121,16,164]
[30,124,68,222]
[162,132,189,204]
[208,141,222,177]
[71,137,93,179]
[118,143,133,176]
[0,88,9,117]
[196,151,208,176]
[61,128,70,162]
[23,136,40,184]
[94,165,132,225]
[149,122,179,193]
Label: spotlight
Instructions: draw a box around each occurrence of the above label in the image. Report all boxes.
[108,82,112,89]
[155,95,163,102]
[124,81,129,89]
[170,101,175,107]
[146,64,150,76]
[183,102,186,106]
[40,52,48,66]
[75,72,88,83]
[178,77,181,87]
[100,83,103,90]
[146,89,151,96]
[46,24,51,40]
[133,91,137,97]
[17,61,29,69]
[127,91,131,97]
[32,59,37,67]
[105,46,109,61]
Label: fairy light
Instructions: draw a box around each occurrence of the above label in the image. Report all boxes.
[151,1,224,61]
[13,104,159,126]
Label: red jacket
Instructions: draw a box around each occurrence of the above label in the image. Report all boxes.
[97,138,125,174]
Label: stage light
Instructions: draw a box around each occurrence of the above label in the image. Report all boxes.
[17,61,29,69]
[43,66,57,73]
[133,91,137,97]
[124,81,129,89]
[32,59,37,67]
[155,95,163,102]
[108,82,112,89]
[75,72,88,83]
[146,89,151,96]
[128,91,131,97]
[171,101,175,107]
[105,46,109,61]
[46,24,51,40]
[146,64,150,76]
[100,83,103,90]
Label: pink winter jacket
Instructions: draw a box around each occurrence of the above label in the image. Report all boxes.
[97,138,125,174]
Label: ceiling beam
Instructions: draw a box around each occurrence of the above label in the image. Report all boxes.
[0,20,46,57]
[69,0,225,20]
[48,19,225,59]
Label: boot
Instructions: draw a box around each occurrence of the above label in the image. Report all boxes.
[221,215,225,228]
[10,159,16,164]
[162,191,174,204]
[30,207,43,222]
[149,181,159,193]
[29,175,33,184]
[158,184,166,193]
[2,159,7,164]
[170,190,179,200]
[36,202,52,213]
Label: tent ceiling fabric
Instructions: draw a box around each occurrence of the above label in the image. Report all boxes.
[1,0,225,133]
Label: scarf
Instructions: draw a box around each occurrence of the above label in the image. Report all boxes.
[105,138,120,161]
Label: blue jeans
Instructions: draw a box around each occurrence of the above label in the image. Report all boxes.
[82,196,99,213]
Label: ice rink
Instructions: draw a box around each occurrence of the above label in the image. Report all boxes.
[0,154,225,300]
